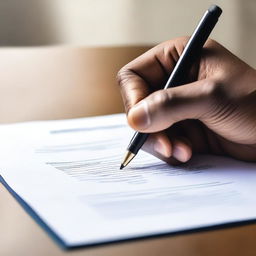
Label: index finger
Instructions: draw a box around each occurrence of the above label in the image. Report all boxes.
[117,37,188,113]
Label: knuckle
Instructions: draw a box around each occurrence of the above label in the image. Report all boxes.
[201,79,228,118]
[152,90,172,110]
[116,66,132,88]
[206,80,226,101]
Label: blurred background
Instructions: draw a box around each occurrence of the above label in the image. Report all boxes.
[1,0,255,64]
[0,0,256,123]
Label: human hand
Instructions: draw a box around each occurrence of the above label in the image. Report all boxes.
[117,37,256,164]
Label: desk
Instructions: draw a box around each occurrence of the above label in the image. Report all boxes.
[0,46,256,256]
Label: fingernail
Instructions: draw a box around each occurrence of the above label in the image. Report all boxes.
[172,146,186,162]
[129,100,150,130]
[154,140,168,157]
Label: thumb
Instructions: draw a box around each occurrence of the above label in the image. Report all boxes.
[127,79,223,133]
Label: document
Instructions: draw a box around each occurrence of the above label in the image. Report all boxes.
[0,114,256,248]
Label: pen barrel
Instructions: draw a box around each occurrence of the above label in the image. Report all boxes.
[124,5,222,161]
[164,5,222,88]
[127,132,149,154]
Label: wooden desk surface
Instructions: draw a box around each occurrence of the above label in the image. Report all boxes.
[0,46,256,256]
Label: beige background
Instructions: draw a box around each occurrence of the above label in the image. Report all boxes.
[0,46,150,123]
[0,0,256,66]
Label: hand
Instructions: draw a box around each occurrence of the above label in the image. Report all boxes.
[117,37,256,164]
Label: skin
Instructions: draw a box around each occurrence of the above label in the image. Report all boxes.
[117,37,256,164]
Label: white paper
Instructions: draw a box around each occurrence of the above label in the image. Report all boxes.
[1,114,256,247]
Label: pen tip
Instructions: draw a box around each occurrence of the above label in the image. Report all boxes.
[120,164,124,170]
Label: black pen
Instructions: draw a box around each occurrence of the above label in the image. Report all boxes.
[120,5,222,169]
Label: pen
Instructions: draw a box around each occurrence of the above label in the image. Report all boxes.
[120,5,222,170]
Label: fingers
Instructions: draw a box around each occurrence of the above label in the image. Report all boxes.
[117,71,151,113]
[172,137,192,162]
[142,132,192,163]
[142,132,172,158]
[117,37,189,113]
[127,79,224,133]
